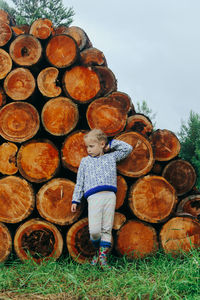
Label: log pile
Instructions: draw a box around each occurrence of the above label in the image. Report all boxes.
[0,9,200,264]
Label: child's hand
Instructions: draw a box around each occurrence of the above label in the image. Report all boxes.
[71,203,77,212]
[104,143,110,152]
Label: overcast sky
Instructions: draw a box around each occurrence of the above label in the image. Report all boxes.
[63,0,200,134]
[6,0,200,134]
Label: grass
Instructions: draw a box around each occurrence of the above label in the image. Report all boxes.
[0,249,199,300]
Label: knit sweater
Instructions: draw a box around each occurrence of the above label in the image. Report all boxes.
[72,139,133,204]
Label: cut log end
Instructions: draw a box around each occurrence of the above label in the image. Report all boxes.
[129,175,178,223]
[17,140,60,182]
[116,131,154,177]
[37,67,61,98]
[63,66,101,103]
[0,49,12,80]
[162,159,196,196]
[0,222,12,262]
[29,18,53,40]
[125,114,153,136]
[0,22,12,47]
[116,175,128,210]
[61,131,88,172]
[0,176,34,223]
[41,97,79,136]
[46,34,79,68]
[86,97,127,136]
[14,218,63,263]
[0,142,18,175]
[150,129,181,161]
[115,220,158,259]
[4,68,36,101]
[37,178,84,225]
[0,102,40,143]
[9,34,42,66]
[160,216,200,255]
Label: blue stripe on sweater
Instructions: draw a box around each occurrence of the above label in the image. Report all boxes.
[84,185,117,199]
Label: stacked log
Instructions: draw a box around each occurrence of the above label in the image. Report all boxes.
[0,10,199,264]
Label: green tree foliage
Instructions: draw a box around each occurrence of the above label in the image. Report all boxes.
[178,111,200,189]
[2,0,74,26]
[136,100,157,128]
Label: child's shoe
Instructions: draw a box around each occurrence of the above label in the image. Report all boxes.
[90,251,99,266]
[99,246,111,269]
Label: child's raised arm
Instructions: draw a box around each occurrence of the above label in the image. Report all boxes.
[109,139,133,161]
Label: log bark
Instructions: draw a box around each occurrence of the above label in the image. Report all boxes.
[116,175,128,210]
[65,26,92,50]
[160,216,200,255]
[80,47,107,67]
[36,178,84,225]
[61,130,88,173]
[125,114,153,136]
[177,195,200,218]
[17,139,60,182]
[41,97,79,136]
[150,129,181,161]
[0,22,12,47]
[29,18,53,40]
[162,159,196,196]
[0,222,12,262]
[14,218,63,263]
[86,96,128,136]
[0,142,18,175]
[37,67,61,98]
[53,25,68,36]
[0,48,12,79]
[4,67,36,101]
[66,218,103,264]
[113,212,126,230]
[0,102,40,143]
[45,34,79,68]
[0,176,34,223]
[62,65,101,103]
[9,34,42,67]
[129,175,178,223]
[116,131,154,177]
[115,220,158,259]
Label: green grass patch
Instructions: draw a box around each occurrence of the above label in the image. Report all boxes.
[0,249,199,300]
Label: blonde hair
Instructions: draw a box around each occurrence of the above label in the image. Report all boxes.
[84,128,108,143]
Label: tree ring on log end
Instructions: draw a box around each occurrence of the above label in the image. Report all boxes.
[46,34,79,68]
[86,97,127,136]
[17,139,60,182]
[0,222,12,262]
[162,159,196,196]
[160,216,200,255]
[14,218,63,263]
[177,194,200,217]
[61,130,88,173]
[0,176,35,223]
[115,220,158,259]
[37,178,84,225]
[37,67,61,98]
[116,131,154,177]
[0,22,12,47]
[150,129,181,161]
[0,142,18,175]
[41,97,79,136]
[4,68,36,101]
[0,102,40,143]
[129,175,178,223]
[0,49,12,79]
[9,34,42,66]
[63,66,101,103]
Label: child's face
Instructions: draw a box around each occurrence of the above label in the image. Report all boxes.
[84,138,105,157]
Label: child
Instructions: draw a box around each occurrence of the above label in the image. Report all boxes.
[71,129,133,268]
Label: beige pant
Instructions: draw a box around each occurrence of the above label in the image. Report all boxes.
[87,191,116,245]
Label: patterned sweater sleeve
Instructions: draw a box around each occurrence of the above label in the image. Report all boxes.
[109,139,133,162]
[72,159,85,204]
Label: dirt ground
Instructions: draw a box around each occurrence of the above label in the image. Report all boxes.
[0,293,78,300]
